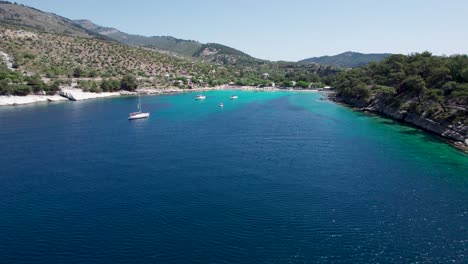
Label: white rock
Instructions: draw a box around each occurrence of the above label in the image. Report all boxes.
[0,95,67,106]
[59,88,120,101]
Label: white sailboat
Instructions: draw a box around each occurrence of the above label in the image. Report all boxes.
[195,94,206,100]
[128,93,150,120]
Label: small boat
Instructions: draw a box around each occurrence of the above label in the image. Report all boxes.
[218,102,224,108]
[195,94,206,100]
[128,93,150,120]
[230,95,238,100]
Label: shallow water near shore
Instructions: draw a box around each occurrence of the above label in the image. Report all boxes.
[0,90,467,263]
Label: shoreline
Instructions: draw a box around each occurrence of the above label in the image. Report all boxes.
[0,85,320,106]
[328,94,468,153]
[1,86,465,153]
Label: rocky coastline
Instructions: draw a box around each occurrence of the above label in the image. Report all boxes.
[330,94,468,152]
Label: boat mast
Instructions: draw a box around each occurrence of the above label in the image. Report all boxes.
[138,93,141,112]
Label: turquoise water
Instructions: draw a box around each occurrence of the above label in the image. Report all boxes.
[0,90,467,263]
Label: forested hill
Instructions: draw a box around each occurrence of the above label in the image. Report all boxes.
[332,52,468,148]
[300,52,392,67]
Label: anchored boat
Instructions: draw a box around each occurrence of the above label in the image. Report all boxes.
[128,93,150,120]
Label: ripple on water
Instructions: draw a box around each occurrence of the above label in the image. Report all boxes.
[0,91,467,263]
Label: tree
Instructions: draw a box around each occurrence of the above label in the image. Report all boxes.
[47,81,61,95]
[281,80,293,87]
[72,67,85,78]
[27,74,47,93]
[354,83,371,99]
[426,89,446,112]
[401,75,426,103]
[296,81,309,88]
[461,67,468,82]
[12,84,31,96]
[120,75,137,91]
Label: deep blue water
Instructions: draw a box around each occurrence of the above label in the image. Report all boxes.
[0,90,467,263]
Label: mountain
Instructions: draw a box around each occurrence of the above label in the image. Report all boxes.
[74,19,202,57]
[0,0,338,95]
[300,52,393,67]
[74,19,260,65]
[0,1,108,39]
[192,43,261,65]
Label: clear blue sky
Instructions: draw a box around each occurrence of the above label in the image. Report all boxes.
[14,0,468,61]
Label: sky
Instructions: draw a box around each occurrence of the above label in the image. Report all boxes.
[13,0,468,61]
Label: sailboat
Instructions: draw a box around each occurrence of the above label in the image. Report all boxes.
[128,93,150,120]
[195,94,206,100]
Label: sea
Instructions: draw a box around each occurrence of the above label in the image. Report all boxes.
[0,90,467,263]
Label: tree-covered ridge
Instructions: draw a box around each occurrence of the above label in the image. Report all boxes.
[334,52,468,102]
[300,52,392,68]
[333,52,468,132]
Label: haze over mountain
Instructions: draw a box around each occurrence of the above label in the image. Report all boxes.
[300,52,393,68]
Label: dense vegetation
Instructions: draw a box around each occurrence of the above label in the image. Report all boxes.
[333,52,468,130]
[0,63,60,95]
[334,52,468,102]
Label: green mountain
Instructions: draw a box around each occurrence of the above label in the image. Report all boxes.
[300,51,393,67]
[0,1,108,40]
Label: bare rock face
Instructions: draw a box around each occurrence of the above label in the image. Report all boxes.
[403,113,466,142]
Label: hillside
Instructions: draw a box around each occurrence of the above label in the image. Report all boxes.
[0,25,214,79]
[74,19,260,65]
[331,52,468,149]
[0,23,338,94]
[0,1,107,39]
[74,19,202,57]
[193,43,262,65]
[300,51,392,67]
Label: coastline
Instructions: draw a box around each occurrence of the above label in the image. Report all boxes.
[328,93,468,153]
[1,85,465,153]
[0,85,319,106]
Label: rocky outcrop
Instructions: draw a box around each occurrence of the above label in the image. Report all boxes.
[1,50,14,70]
[0,94,67,106]
[59,88,120,101]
